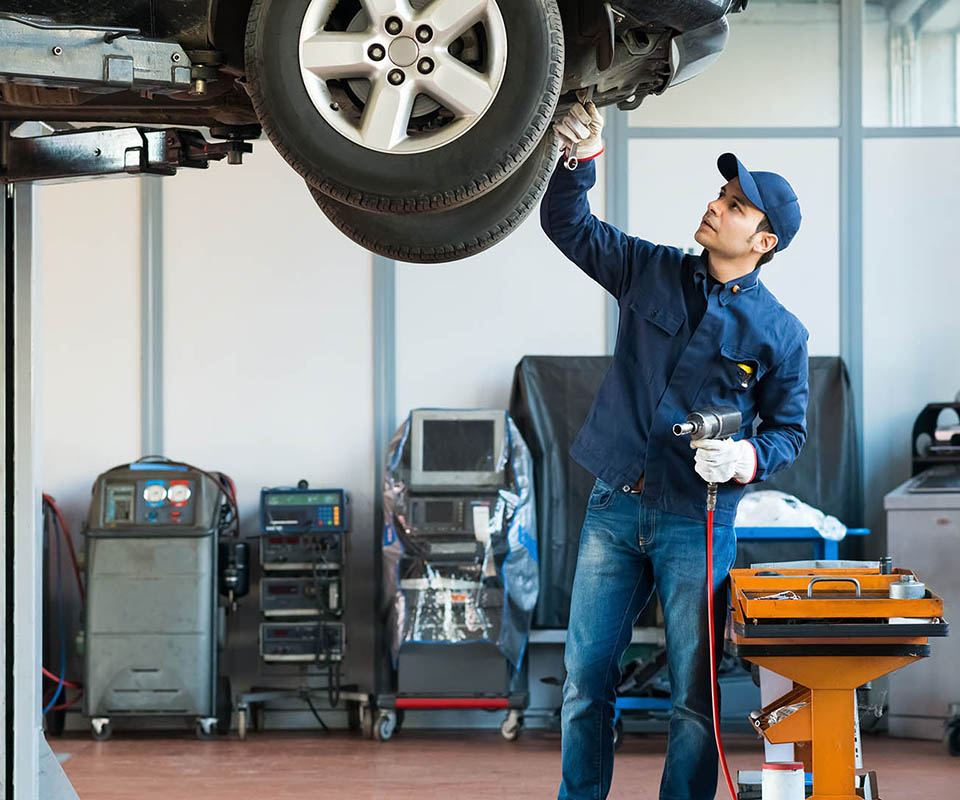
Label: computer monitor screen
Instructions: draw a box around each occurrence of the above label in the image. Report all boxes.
[422,420,496,473]
[410,410,505,489]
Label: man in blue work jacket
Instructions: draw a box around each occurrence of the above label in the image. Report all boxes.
[543,100,809,800]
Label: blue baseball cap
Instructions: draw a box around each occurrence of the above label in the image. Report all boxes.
[718,153,801,252]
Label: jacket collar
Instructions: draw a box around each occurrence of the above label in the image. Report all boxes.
[694,252,761,306]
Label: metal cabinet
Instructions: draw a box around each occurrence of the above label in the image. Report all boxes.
[885,470,960,740]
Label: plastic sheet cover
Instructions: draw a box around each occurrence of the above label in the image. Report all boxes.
[735,490,847,541]
[381,412,538,668]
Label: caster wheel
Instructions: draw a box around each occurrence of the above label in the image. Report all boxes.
[90,719,112,742]
[360,704,374,739]
[237,708,247,741]
[500,709,522,741]
[946,722,960,757]
[374,711,397,741]
[613,719,624,751]
[195,719,216,741]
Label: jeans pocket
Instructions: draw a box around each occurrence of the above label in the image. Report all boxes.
[587,478,615,511]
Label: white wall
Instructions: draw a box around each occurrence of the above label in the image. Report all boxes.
[37,177,143,688]
[862,137,960,540]
[37,178,142,523]
[395,165,608,419]
[161,142,377,690]
[626,138,840,356]
[161,144,374,539]
[631,1,841,128]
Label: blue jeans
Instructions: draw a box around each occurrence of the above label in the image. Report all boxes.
[558,479,737,800]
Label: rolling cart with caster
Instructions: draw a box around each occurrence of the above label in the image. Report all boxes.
[235,686,372,740]
[373,690,529,742]
[81,460,246,741]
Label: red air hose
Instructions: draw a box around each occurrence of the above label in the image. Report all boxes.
[707,502,738,799]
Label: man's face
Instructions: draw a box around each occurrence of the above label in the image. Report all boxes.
[694,177,773,263]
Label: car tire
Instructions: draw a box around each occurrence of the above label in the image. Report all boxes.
[308,131,559,262]
[245,0,563,213]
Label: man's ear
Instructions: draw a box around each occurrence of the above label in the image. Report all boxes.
[753,231,778,255]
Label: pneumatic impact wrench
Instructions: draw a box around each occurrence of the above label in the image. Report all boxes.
[673,406,742,800]
[672,406,743,509]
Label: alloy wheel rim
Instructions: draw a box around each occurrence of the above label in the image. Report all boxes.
[299,0,508,155]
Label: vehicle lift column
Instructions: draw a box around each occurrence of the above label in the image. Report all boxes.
[1,120,256,800]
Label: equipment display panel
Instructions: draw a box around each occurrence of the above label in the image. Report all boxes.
[260,487,347,533]
[260,532,343,570]
[101,478,197,527]
[410,410,505,490]
[408,494,499,538]
[261,576,342,618]
[260,622,345,662]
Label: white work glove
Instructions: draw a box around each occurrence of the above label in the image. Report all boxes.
[553,97,604,162]
[691,438,757,485]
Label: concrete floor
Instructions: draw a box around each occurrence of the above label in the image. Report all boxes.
[51,730,958,799]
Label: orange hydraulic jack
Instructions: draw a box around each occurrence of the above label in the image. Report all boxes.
[728,566,948,800]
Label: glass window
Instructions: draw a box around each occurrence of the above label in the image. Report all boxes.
[864,0,960,126]
[628,0,841,128]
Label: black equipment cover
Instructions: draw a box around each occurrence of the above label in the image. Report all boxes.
[509,355,860,629]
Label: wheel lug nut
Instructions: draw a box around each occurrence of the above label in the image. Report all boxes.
[416,25,433,43]
[417,58,434,75]
[386,16,403,35]
[388,69,405,85]
[368,44,385,61]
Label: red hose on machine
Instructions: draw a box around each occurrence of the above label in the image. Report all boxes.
[707,483,737,800]
[672,407,743,800]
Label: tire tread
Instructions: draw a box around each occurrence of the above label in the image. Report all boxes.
[311,134,558,262]
[244,0,564,213]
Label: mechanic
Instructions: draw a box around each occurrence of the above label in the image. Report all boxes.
[541,99,810,800]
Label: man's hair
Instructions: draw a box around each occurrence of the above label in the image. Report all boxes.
[755,215,775,267]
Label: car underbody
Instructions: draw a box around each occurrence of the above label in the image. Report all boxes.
[0,1,742,127]
[0,0,744,261]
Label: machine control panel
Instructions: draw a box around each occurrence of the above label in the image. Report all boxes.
[260,622,345,662]
[261,532,343,570]
[261,488,347,533]
[261,576,342,618]
[420,540,485,561]
[408,494,498,538]
[103,479,197,527]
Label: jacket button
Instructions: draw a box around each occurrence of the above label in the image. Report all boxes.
[622,485,631,493]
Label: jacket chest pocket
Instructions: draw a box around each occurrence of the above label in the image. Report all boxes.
[720,344,765,391]
[691,343,767,426]
[627,297,686,382]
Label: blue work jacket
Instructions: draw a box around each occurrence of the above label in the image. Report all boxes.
[540,158,809,526]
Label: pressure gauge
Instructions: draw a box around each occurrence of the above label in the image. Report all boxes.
[143,483,167,504]
[168,483,192,504]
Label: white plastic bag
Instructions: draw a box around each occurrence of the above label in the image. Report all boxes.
[735,490,847,541]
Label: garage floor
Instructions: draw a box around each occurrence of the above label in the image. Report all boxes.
[51,730,956,799]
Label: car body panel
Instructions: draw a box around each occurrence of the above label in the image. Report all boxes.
[0,0,740,125]
[0,0,212,47]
